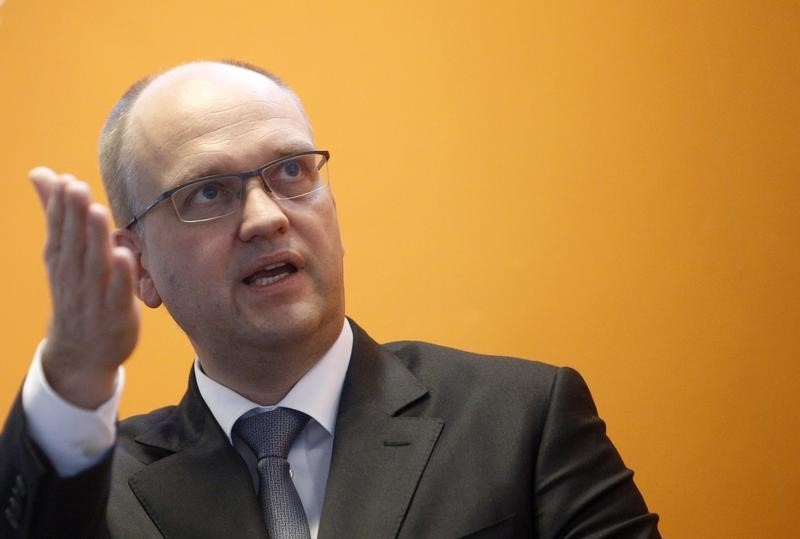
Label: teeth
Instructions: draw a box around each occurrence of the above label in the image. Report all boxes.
[250,272,291,286]
[243,260,298,286]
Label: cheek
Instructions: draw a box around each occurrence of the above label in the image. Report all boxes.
[316,200,344,249]
[290,195,344,256]
[314,215,345,265]
[149,236,231,301]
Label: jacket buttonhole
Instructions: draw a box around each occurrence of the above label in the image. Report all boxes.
[383,440,411,446]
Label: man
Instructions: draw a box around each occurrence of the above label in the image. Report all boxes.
[0,60,660,538]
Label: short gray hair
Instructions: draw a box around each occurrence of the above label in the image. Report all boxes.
[97,60,304,228]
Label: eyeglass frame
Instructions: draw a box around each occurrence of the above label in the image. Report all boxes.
[124,149,330,230]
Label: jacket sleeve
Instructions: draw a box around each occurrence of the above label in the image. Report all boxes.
[533,367,661,538]
[0,392,112,539]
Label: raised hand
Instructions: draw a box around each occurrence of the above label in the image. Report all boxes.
[29,167,140,409]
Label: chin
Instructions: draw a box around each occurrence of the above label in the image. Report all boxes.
[246,306,340,346]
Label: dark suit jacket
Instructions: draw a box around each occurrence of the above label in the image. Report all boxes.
[1,321,660,538]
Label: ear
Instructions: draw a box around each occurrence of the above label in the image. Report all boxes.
[113,228,163,308]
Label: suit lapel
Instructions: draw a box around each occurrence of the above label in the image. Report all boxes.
[127,374,266,539]
[318,322,444,539]
[122,322,443,538]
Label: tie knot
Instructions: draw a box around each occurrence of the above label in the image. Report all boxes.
[234,408,310,459]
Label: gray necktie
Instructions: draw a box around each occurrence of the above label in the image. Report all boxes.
[234,408,311,539]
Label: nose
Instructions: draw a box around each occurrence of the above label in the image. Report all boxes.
[237,177,289,242]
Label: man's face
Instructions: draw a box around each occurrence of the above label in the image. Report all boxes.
[124,63,345,362]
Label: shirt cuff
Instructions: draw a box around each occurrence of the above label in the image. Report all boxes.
[21,340,125,478]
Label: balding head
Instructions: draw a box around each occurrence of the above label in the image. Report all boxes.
[98,60,305,228]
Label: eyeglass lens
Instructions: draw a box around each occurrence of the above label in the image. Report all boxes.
[170,153,328,222]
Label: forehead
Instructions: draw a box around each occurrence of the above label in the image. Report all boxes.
[128,63,312,190]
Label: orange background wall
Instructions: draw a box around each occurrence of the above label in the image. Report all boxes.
[1,1,798,536]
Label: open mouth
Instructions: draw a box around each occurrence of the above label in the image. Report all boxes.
[242,262,298,286]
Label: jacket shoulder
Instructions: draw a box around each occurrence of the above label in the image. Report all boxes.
[382,340,567,409]
[384,339,559,378]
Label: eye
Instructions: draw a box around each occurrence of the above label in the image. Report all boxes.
[199,184,220,200]
[187,181,234,205]
[279,159,302,179]
[175,178,240,211]
[263,153,326,199]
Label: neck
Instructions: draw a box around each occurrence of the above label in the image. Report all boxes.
[194,321,343,405]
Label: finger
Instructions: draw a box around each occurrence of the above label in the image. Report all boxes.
[106,246,136,309]
[85,203,113,286]
[44,179,67,265]
[59,179,92,277]
[29,166,59,209]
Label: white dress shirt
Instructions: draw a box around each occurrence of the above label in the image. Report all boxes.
[194,321,352,537]
[21,320,353,539]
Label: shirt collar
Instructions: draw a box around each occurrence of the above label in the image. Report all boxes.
[194,319,353,443]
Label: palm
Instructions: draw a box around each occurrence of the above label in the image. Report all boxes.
[31,167,140,408]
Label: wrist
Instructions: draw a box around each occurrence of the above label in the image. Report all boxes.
[40,349,118,410]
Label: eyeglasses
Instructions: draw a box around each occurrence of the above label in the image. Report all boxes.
[125,150,330,229]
